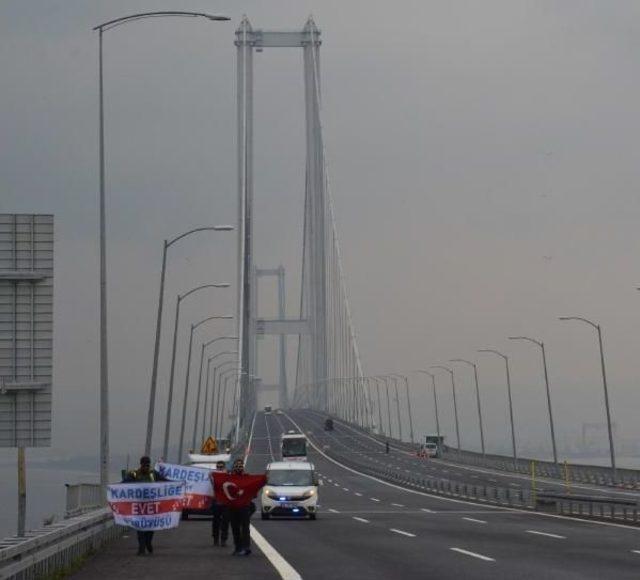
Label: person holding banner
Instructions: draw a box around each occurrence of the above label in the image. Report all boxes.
[211,458,266,556]
[122,456,168,556]
[211,460,230,547]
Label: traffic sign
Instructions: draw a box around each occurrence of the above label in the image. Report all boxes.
[0,214,54,448]
[200,436,218,454]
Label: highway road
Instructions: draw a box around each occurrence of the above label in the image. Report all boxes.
[246,410,640,579]
[299,409,640,501]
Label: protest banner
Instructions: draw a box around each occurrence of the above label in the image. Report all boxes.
[156,462,214,510]
[107,481,186,531]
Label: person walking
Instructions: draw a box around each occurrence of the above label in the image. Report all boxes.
[229,459,267,556]
[211,459,230,547]
[123,456,167,556]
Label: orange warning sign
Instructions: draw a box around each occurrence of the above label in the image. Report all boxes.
[200,437,218,454]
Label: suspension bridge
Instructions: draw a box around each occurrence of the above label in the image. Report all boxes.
[2,15,640,580]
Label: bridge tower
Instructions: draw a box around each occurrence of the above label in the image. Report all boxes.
[235,17,363,439]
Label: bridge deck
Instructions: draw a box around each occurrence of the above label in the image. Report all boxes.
[70,519,278,579]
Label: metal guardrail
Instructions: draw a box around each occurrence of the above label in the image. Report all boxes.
[304,414,640,526]
[65,483,103,517]
[0,508,121,580]
[325,413,640,489]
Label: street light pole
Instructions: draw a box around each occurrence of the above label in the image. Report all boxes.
[176,315,232,462]
[508,336,558,464]
[478,349,517,464]
[387,376,403,441]
[371,377,385,435]
[382,376,393,438]
[146,227,233,456]
[390,374,414,444]
[431,366,460,451]
[213,361,237,437]
[559,316,616,479]
[413,370,441,441]
[162,284,230,459]
[93,10,230,466]
[450,359,485,456]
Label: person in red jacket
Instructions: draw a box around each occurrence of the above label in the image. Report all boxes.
[211,458,266,556]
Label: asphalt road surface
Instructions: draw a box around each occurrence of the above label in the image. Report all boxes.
[245,410,640,580]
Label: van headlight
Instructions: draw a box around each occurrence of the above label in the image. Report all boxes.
[302,489,315,499]
[264,489,277,499]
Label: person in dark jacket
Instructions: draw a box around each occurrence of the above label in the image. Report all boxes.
[122,456,167,556]
[211,460,230,547]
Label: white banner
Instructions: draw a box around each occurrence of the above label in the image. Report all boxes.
[155,462,214,510]
[107,481,186,531]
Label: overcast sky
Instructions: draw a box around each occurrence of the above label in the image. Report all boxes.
[3,1,640,465]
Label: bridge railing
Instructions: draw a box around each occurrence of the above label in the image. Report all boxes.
[65,483,103,517]
[439,447,640,488]
[0,508,120,580]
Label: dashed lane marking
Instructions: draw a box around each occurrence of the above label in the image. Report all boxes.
[390,528,416,538]
[526,530,566,539]
[450,548,495,562]
[353,517,370,524]
[355,492,363,496]
[343,487,350,492]
[421,508,434,513]
[328,508,340,513]
[370,498,380,502]
[391,503,405,507]
[462,517,487,524]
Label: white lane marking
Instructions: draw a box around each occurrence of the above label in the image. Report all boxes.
[343,487,350,492]
[328,508,340,513]
[319,479,324,486]
[390,528,416,537]
[391,503,405,507]
[283,412,640,532]
[631,550,640,555]
[251,525,302,580]
[421,508,435,513]
[334,483,340,487]
[450,547,495,562]
[526,530,566,539]
[370,497,381,502]
[353,517,370,523]
[355,492,363,496]
[463,517,487,524]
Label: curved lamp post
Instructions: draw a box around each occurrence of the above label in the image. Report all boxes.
[196,336,238,436]
[146,227,233,455]
[388,374,415,444]
[162,284,230,459]
[450,359,485,456]
[94,9,230,485]
[559,316,616,479]
[430,366,460,451]
[176,315,233,461]
[478,349,517,464]
[190,350,236,451]
[413,370,441,441]
[508,336,557,464]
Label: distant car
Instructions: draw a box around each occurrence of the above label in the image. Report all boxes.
[261,461,318,520]
[264,405,272,414]
[418,443,438,458]
[324,418,334,431]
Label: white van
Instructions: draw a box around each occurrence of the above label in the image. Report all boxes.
[261,461,318,520]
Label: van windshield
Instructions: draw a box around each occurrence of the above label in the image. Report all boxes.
[267,469,314,486]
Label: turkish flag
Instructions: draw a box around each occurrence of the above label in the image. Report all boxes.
[211,472,267,508]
